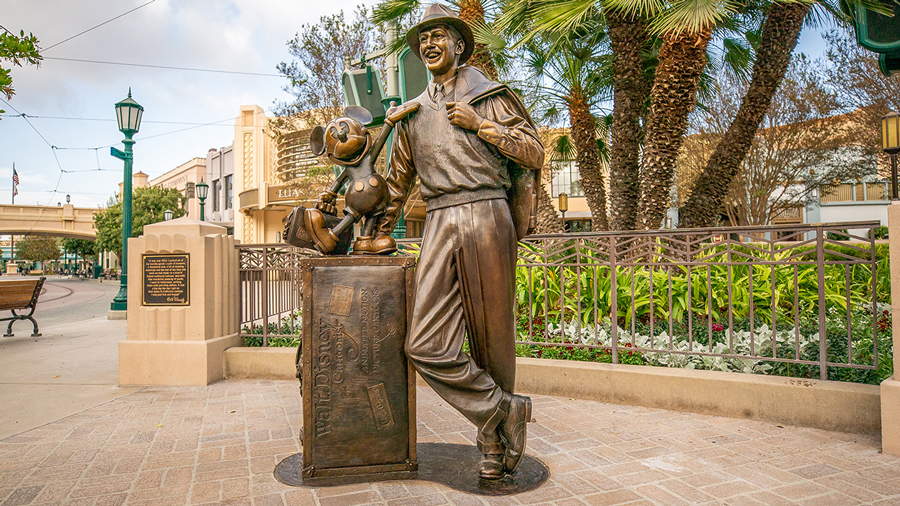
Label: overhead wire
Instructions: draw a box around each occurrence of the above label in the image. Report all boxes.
[0,114,234,126]
[3,110,234,159]
[0,98,130,234]
[43,0,157,51]
[2,1,268,221]
[44,57,283,77]
[0,100,66,237]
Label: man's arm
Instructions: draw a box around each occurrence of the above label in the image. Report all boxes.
[376,119,417,236]
[446,95,544,170]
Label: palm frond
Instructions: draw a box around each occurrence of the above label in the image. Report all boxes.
[470,17,509,51]
[372,0,421,24]
[494,0,540,36]
[722,36,753,83]
[603,0,667,19]
[651,0,741,35]
[551,134,577,163]
[596,137,611,165]
[529,0,601,37]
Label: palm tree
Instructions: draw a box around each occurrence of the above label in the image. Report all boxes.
[677,1,813,228]
[504,0,743,230]
[535,177,566,232]
[606,10,652,230]
[521,31,613,230]
[630,0,740,229]
[503,1,650,231]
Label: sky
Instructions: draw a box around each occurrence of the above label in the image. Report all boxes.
[0,0,379,209]
[1,0,835,210]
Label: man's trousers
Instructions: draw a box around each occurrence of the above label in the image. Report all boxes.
[406,198,517,453]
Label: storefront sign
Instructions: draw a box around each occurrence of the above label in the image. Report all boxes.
[269,186,304,202]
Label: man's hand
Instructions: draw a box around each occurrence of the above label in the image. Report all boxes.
[385,101,420,126]
[446,102,482,132]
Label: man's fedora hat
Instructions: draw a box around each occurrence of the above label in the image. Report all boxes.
[406,3,474,65]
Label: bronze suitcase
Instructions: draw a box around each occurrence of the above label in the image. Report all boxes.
[299,255,417,484]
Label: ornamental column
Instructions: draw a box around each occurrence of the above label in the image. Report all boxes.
[119,216,239,386]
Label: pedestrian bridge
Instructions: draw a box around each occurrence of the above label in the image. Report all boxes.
[0,204,97,239]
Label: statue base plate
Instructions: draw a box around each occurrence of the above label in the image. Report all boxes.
[274,443,549,495]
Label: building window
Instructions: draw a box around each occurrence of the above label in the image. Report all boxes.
[224,175,233,210]
[567,219,592,233]
[551,161,584,198]
[212,179,220,213]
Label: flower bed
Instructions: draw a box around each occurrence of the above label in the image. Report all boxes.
[515,303,893,385]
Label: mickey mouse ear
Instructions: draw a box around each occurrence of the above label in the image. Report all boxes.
[343,105,374,126]
[309,125,326,156]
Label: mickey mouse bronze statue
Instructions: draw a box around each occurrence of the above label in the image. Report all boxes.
[283,102,419,255]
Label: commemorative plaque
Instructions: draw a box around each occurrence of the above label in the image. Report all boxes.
[141,253,189,306]
[298,255,417,485]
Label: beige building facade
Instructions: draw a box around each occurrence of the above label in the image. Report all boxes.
[149,158,208,220]
[234,105,283,244]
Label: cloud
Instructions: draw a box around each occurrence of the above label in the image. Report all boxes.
[1,0,379,207]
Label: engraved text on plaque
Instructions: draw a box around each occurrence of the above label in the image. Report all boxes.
[141,253,190,306]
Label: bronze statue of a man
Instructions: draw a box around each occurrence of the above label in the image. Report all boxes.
[372,4,545,480]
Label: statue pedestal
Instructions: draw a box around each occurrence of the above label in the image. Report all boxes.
[296,255,417,485]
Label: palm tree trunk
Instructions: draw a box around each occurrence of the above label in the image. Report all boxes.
[458,0,500,80]
[637,28,712,229]
[677,2,811,229]
[535,178,564,233]
[568,93,609,230]
[607,10,650,231]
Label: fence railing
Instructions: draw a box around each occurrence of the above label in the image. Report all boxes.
[238,221,887,382]
[238,244,304,347]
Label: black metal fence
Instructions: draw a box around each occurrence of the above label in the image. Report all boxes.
[238,221,887,381]
[238,244,304,347]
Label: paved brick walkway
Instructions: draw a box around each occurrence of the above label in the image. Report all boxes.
[2,380,899,505]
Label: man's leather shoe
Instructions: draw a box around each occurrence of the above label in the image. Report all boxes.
[478,454,504,480]
[499,394,531,474]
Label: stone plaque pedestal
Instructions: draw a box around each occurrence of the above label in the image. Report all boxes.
[299,255,417,485]
[119,217,239,386]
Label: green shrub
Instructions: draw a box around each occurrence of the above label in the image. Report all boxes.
[826,229,850,241]
[241,309,301,347]
[871,226,889,240]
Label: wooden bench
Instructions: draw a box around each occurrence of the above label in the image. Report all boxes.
[0,277,45,337]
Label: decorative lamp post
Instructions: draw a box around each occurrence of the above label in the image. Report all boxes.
[558,192,569,232]
[164,209,173,221]
[109,88,144,312]
[66,194,70,204]
[883,111,900,200]
[196,179,209,221]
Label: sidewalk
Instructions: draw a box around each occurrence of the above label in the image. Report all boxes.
[3,374,900,505]
[3,295,900,504]
[0,316,142,441]
[0,277,140,440]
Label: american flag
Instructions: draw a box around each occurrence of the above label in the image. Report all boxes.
[12,168,19,196]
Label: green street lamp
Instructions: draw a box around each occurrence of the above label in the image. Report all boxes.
[883,111,900,200]
[110,88,143,313]
[164,209,173,221]
[196,179,209,221]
